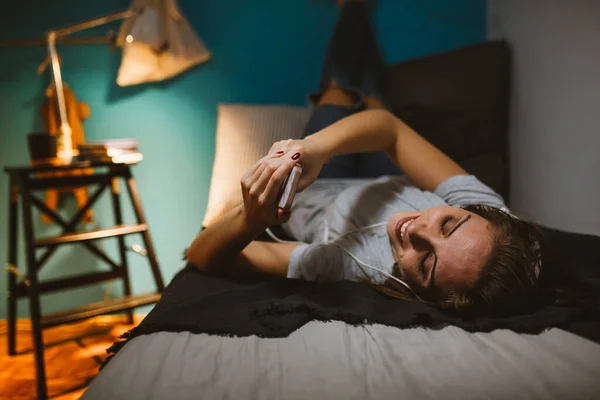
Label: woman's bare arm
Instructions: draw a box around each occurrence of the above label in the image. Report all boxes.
[186,205,297,278]
[303,109,466,192]
[184,204,254,271]
[186,153,300,278]
[238,240,297,278]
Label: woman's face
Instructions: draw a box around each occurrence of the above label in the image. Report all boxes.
[386,206,495,300]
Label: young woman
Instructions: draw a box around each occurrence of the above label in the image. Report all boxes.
[187,0,543,316]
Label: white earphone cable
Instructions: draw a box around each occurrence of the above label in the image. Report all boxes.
[265,228,299,244]
[266,220,427,302]
[329,242,429,303]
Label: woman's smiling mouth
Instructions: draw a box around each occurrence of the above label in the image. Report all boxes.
[395,216,418,247]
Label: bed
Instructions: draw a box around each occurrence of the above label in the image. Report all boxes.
[85,323,600,399]
[82,41,600,399]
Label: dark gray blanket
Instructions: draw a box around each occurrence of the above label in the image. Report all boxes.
[102,226,600,369]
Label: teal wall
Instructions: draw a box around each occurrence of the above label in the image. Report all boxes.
[0,0,485,318]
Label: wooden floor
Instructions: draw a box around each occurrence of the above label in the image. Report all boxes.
[0,315,142,400]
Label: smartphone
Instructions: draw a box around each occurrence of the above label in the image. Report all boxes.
[278,164,302,210]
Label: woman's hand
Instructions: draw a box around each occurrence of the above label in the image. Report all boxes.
[240,152,299,229]
[267,138,327,192]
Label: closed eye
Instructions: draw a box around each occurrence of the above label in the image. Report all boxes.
[426,214,471,286]
[441,216,453,235]
[419,253,433,280]
[419,214,469,283]
[446,214,471,237]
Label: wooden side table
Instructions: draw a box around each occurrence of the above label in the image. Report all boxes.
[4,161,165,400]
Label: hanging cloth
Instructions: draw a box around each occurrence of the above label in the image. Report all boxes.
[40,84,94,224]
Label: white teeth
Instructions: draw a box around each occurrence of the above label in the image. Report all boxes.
[399,219,413,243]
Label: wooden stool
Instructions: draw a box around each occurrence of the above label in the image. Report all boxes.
[4,160,165,400]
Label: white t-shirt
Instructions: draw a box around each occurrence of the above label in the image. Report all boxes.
[282,175,506,283]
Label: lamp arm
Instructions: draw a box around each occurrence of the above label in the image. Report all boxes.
[45,9,136,162]
[46,32,69,135]
[52,9,135,37]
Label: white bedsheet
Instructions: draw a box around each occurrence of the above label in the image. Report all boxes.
[83,322,600,400]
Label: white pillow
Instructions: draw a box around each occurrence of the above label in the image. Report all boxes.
[203,104,310,226]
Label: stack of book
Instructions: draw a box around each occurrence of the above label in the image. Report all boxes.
[78,139,143,164]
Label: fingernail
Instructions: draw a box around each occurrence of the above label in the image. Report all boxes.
[292,152,301,160]
[276,151,284,154]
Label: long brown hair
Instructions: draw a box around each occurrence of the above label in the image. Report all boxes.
[371,205,545,317]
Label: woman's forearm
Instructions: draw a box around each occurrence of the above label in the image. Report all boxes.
[186,204,263,271]
[305,109,399,158]
[303,108,466,192]
[187,152,300,277]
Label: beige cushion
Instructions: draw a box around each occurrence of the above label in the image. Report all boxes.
[203,104,310,226]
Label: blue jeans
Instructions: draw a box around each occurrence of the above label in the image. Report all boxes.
[302,2,400,178]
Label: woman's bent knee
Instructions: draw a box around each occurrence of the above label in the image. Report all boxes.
[317,87,357,107]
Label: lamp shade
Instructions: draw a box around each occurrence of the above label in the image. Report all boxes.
[116,0,211,86]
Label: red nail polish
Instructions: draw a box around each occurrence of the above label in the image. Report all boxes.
[276,151,284,154]
[292,152,301,160]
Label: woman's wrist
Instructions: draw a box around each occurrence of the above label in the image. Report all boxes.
[235,204,269,238]
[305,110,400,158]
[303,134,333,160]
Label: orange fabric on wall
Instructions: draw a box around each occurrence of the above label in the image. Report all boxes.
[39,84,93,224]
